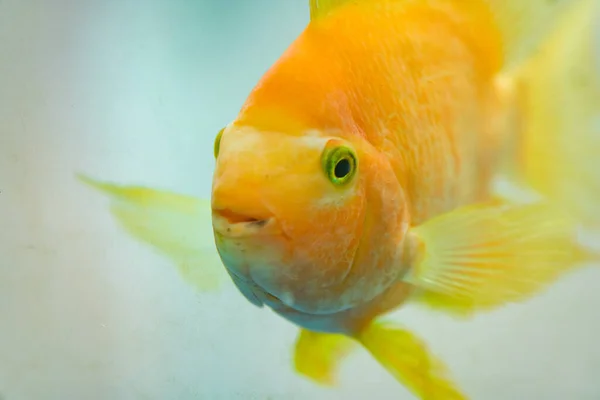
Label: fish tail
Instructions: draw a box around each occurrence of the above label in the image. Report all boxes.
[354,321,467,399]
[502,0,600,234]
[77,174,225,291]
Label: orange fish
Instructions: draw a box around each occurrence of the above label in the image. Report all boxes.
[80,0,600,398]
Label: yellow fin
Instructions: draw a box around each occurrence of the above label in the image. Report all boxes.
[482,0,583,71]
[513,0,600,231]
[356,322,467,399]
[404,200,588,316]
[293,329,358,386]
[77,174,224,291]
[309,0,355,20]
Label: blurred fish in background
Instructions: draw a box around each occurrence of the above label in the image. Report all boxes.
[2,0,600,400]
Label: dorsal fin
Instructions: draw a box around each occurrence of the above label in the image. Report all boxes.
[309,0,359,20]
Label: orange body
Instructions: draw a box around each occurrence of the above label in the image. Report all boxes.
[212,0,512,334]
[238,1,505,222]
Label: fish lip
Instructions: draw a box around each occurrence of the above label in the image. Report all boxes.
[211,212,281,238]
[211,211,294,310]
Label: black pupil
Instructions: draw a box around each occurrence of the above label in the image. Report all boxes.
[334,158,351,178]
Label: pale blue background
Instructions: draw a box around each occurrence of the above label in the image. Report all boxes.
[1,1,599,399]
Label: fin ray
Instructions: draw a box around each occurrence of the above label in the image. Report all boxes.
[404,200,588,316]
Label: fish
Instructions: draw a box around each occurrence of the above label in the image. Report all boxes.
[78,0,600,398]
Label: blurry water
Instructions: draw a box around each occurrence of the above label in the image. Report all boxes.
[0,1,599,399]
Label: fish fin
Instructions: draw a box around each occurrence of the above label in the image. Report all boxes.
[355,321,467,399]
[509,0,600,232]
[293,329,358,386]
[403,200,590,316]
[77,174,225,291]
[482,0,583,71]
[309,0,354,20]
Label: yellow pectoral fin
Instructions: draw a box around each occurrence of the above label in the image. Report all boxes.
[404,200,588,316]
[356,322,467,400]
[293,329,358,386]
[77,174,225,291]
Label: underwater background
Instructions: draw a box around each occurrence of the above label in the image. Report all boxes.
[1,0,600,399]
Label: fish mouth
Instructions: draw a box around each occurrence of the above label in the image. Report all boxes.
[211,208,281,238]
[211,208,290,309]
[216,208,267,224]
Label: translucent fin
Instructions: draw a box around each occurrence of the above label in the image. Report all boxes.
[293,329,358,386]
[404,200,589,316]
[513,0,600,231]
[482,0,583,71]
[309,0,352,20]
[356,322,467,399]
[77,174,224,291]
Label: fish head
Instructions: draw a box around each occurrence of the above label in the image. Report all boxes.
[211,122,408,315]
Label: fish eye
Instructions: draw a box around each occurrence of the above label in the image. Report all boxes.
[214,127,224,158]
[321,143,357,185]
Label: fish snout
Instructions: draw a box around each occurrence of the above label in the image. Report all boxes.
[211,207,280,238]
[211,177,282,237]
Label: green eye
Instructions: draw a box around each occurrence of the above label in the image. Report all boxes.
[214,127,224,158]
[322,143,357,185]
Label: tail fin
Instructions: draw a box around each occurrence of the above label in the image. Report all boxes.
[511,0,600,233]
[356,322,467,399]
[77,174,225,291]
[482,0,582,72]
